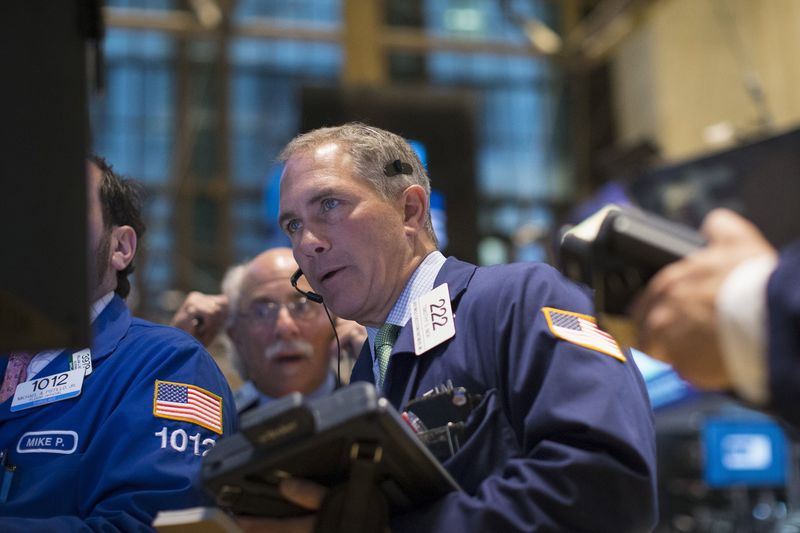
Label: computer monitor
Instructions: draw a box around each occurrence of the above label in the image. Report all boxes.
[630,127,800,248]
[0,1,91,352]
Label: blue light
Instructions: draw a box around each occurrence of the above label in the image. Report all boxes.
[703,418,788,488]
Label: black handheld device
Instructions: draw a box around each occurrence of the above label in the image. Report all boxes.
[201,383,460,522]
[560,205,706,315]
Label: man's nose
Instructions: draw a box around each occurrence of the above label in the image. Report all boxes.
[297,226,330,256]
[273,305,300,338]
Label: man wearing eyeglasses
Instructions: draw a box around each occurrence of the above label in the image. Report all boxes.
[172,247,364,413]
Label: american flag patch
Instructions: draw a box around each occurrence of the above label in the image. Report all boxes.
[542,307,626,362]
[153,380,223,434]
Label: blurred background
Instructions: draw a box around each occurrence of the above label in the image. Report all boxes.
[92,0,800,324]
[24,1,800,530]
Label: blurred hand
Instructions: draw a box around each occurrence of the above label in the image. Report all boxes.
[333,318,368,360]
[236,478,326,533]
[328,318,367,384]
[170,292,230,347]
[632,208,776,389]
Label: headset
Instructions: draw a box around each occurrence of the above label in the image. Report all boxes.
[290,268,324,303]
[291,268,342,386]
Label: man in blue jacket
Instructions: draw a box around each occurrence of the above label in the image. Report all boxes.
[0,156,236,531]
[634,208,800,428]
[253,123,658,532]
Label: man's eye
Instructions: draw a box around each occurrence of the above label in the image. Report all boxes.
[293,298,311,314]
[252,302,276,318]
[321,198,339,211]
[286,219,302,234]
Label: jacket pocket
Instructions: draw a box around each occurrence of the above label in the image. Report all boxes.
[7,452,83,516]
[442,388,520,494]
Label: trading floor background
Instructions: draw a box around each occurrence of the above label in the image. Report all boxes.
[6,1,800,531]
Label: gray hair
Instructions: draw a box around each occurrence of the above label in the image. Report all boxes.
[220,262,249,379]
[278,122,438,246]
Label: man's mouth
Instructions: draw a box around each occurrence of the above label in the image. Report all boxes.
[264,340,314,370]
[273,352,308,364]
[320,267,344,283]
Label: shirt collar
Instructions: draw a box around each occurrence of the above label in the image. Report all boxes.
[239,372,337,410]
[366,250,447,356]
[25,292,117,380]
[90,292,115,324]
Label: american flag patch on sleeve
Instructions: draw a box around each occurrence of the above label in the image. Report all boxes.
[542,307,626,362]
[153,380,223,434]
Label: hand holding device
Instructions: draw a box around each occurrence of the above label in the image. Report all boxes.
[559,204,706,346]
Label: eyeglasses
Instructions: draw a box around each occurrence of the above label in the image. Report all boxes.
[238,297,318,326]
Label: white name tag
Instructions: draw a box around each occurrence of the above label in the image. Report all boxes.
[411,283,456,355]
[70,349,93,376]
[11,369,85,412]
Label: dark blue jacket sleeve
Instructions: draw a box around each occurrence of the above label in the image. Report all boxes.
[392,264,657,532]
[767,241,800,429]
[0,326,237,532]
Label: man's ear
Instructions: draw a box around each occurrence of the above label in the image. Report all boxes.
[401,185,428,233]
[110,225,137,272]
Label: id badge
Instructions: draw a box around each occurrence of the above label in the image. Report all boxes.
[411,283,456,355]
[70,349,93,376]
[10,369,85,412]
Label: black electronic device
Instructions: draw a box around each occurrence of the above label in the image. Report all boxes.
[202,383,460,523]
[560,205,706,316]
[0,1,98,352]
[630,127,800,249]
[290,268,324,304]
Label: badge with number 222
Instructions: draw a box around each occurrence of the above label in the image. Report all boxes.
[411,283,455,355]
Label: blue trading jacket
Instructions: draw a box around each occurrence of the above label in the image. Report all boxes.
[351,257,658,532]
[767,241,800,429]
[0,295,237,532]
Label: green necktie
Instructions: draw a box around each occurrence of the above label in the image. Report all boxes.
[375,323,402,388]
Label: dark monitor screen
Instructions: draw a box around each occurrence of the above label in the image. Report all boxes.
[630,128,800,248]
[0,1,90,352]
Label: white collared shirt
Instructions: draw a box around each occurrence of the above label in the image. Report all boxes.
[26,291,115,380]
[366,251,447,386]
